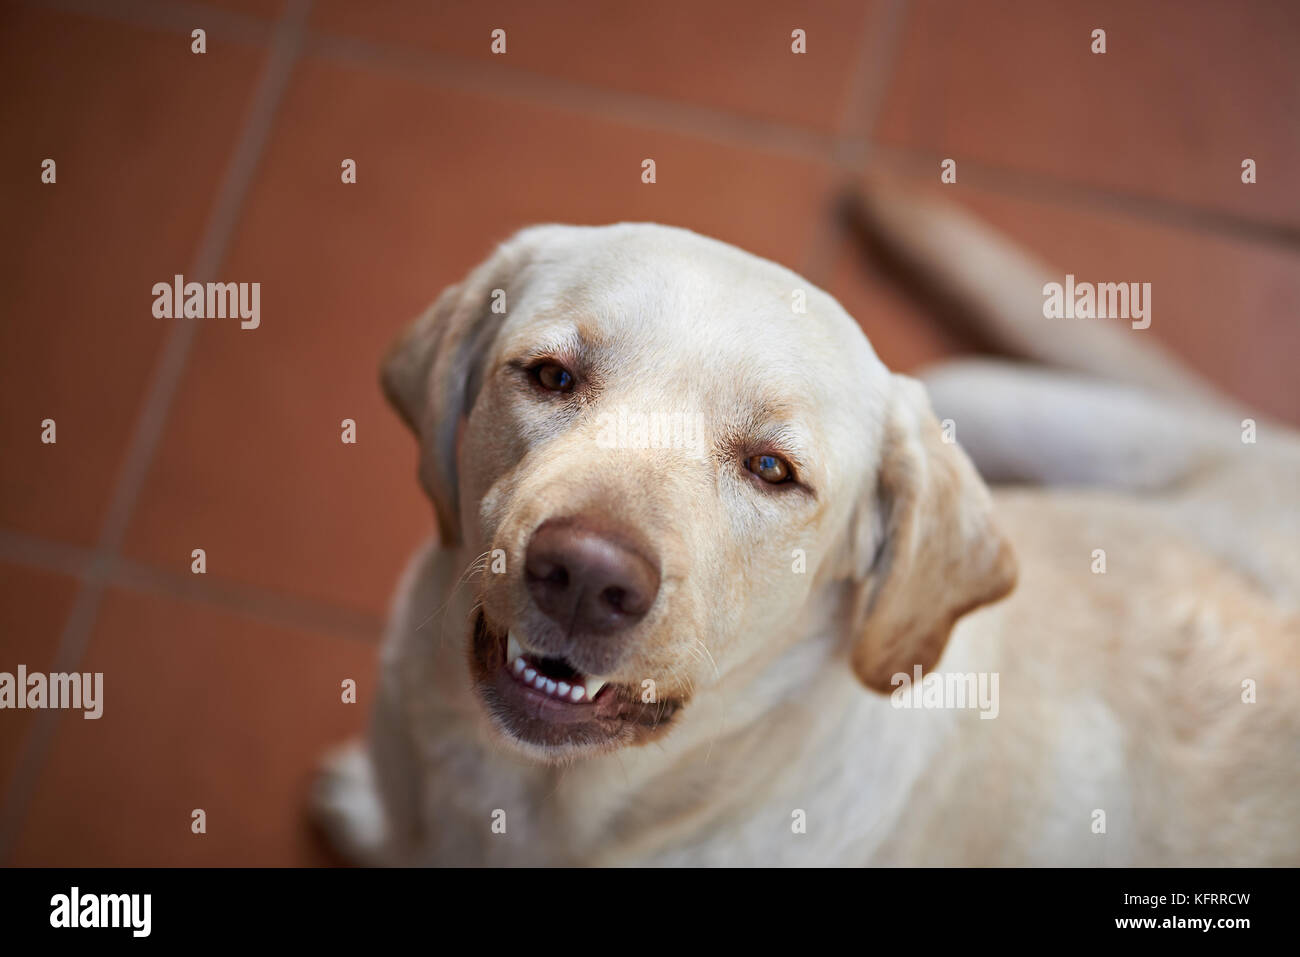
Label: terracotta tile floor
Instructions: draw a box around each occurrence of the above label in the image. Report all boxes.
[0,0,1296,865]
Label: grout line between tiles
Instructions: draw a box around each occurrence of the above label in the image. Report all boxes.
[0,529,384,646]
[0,530,93,582]
[106,558,384,645]
[872,144,1300,251]
[835,0,909,151]
[0,0,315,864]
[800,0,910,285]
[303,29,838,165]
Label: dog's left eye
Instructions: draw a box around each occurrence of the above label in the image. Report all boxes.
[531,362,575,392]
[745,453,793,485]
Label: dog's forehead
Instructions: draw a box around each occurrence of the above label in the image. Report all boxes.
[514,224,883,394]
[530,225,813,326]
[492,224,890,480]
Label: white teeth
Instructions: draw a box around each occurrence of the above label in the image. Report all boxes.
[506,638,606,704]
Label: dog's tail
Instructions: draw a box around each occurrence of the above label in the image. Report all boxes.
[839,177,1228,408]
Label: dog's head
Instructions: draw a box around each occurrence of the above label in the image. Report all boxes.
[384,224,1016,763]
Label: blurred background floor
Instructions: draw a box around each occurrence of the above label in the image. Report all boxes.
[1,0,1297,865]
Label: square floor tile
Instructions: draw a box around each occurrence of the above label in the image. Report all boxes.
[0,7,265,545]
[0,562,79,803]
[10,588,376,866]
[875,0,1300,228]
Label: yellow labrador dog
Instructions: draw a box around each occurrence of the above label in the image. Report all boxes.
[313,197,1300,866]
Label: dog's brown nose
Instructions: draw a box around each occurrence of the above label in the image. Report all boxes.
[525,517,660,636]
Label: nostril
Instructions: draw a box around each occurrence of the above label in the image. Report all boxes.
[526,558,570,590]
[602,586,627,611]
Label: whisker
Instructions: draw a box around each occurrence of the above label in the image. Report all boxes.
[693,637,721,681]
[415,550,493,640]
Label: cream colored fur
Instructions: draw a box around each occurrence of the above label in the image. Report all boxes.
[312,209,1300,866]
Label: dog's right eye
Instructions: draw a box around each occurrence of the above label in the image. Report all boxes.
[745,453,794,485]
[531,362,575,393]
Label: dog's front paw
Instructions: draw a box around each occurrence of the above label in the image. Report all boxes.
[310,740,389,865]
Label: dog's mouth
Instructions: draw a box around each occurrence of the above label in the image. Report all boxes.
[504,630,609,704]
[469,610,680,757]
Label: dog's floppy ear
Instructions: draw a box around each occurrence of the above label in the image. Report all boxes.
[381,235,537,546]
[846,374,1017,693]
